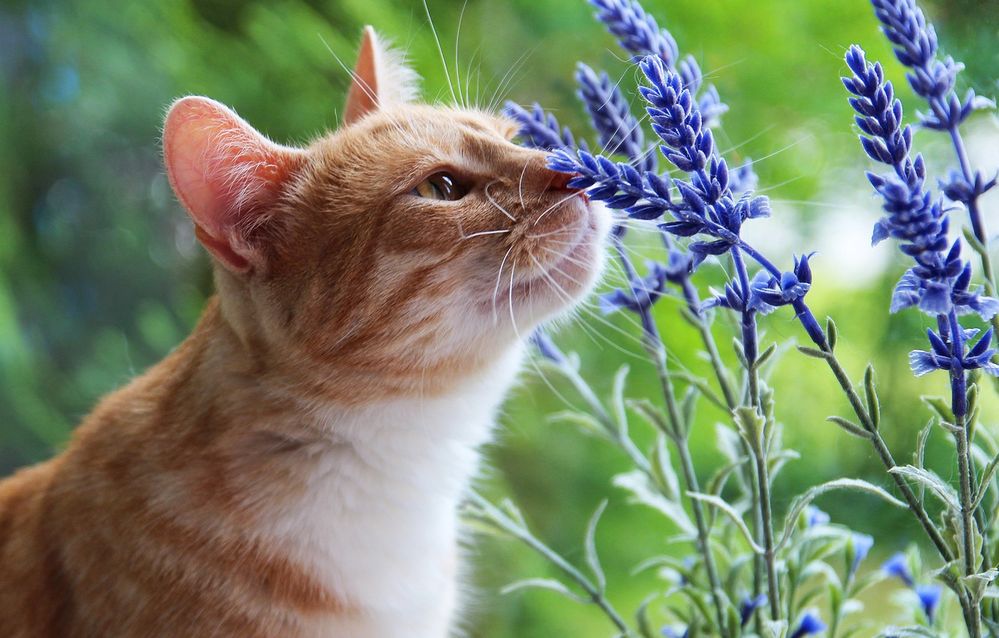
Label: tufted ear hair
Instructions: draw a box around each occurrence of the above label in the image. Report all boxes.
[343,26,420,125]
[163,96,305,274]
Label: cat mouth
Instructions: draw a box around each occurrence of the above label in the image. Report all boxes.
[511,209,601,303]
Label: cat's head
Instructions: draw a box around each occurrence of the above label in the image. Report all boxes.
[163,27,609,398]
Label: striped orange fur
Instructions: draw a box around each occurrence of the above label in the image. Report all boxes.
[0,26,609,637]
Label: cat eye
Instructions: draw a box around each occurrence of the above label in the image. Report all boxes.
[413,172,466,201]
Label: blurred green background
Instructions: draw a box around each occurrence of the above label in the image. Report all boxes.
[0,0,996,635]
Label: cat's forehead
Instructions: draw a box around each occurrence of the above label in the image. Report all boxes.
[339,105,516,154]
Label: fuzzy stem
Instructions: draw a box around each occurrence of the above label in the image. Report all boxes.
[468,493,634,636]
[612,240,731,637]
[731,246,780,621]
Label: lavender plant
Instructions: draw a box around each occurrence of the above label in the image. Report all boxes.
[467,0,998,636]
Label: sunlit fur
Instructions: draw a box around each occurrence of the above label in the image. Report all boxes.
[0,30,609,638]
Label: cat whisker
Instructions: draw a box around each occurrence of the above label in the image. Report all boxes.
[454,0,470,108]
[492,245,515,325]
[484,181,517,222]
[317,34,378,110]
[460,228,511,241]
[532,190,582,227]
[486,45,539,113]
[421,0,458,107]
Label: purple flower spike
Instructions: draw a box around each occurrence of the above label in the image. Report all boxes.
[882,552,915,587]
[790,611,826,638]
[915,583,942,623]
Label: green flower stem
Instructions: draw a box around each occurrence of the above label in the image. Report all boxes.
[813,340,955,562]
[644,333,730,638]
[680,278,766,633]
[731,246,782,622]
[956,411,984,638]
[467,493,634,637]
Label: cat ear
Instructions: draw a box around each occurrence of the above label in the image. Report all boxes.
[343,26,420,125]
[163,96,305,274]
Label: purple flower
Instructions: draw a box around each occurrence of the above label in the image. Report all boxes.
[661,626,689,638]
[870,0,991,131]
[502,102,577,152]
[805,505,830,528]
[589,0,679,65]
[882,552,915,587]
[599,260,671,315]
[849,533,874,577]
[752,253,813,308]
[739,594,768,627]
[576,62,656,172]
[909,326,999,377]
[915,583,942,623]
[790,611,826,638]
[530,330,566,366]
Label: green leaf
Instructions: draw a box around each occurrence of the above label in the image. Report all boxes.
[584,500,608,593]
[548,410,611,440]
[888,465,960,515]
[500,577,587,604]
[628,399,672,438]
[763,619,789,638]
[755,342,778,370]
[687,491,763,553]
[610,364,630,435]
[777,479,905,549]
[826,317,838,351]
[680,385,698,435]
[963,568,998,604]
[614,470,695,535]
[734,405,766,452]
[826,415,872,439]
[652,434,680,500]
[864,364,880,428]
[635,595,660,638]
[922,396,955,425]
[973,449,999,511]
[967,382,980,440]
[797,345,828,359]
[733,337,750,369]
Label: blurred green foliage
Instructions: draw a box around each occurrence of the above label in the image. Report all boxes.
[0,0,996,635]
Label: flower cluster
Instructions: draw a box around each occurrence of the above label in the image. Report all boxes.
[843,45,998,378]
[576,63,656,173]
[869,0,997,249]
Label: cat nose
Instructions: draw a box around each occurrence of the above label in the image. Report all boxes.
[543,169,580,193]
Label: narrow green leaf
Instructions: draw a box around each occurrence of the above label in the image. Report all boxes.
[733,337,750,369]
[922,395,955,425]
[755,342,778,370]
[635,595,659,638]
[687,491,763,553]
[652,434,680,500]
[973,449,999,511]
[734,406,766,452]
[584,500,608,593]
[680,385,698,435]
[864,364,880,428]
[797,345,829,359]
[610,365,630,435]
[548,410,612,440]
[501,577,588,603]
[628,399,672,437]
[826,317,838,351]
[967,382,980,440]
[888,465,960,515]
[777,479,905,549]
[614,471,695,535]
[826,415,872,439]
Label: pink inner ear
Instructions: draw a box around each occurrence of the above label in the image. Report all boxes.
[163,96,301,272]
[343,26,381,125]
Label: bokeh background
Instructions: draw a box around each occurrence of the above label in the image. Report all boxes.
[0,0,997,635]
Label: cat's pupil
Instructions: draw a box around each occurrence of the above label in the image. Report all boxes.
[414,172,464,201]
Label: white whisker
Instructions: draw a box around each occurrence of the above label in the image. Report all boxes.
[485,181,517,221]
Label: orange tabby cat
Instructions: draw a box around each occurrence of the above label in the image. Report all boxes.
[0,27,608,637]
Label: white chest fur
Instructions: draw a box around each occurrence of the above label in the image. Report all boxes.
[261,347,524,637]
